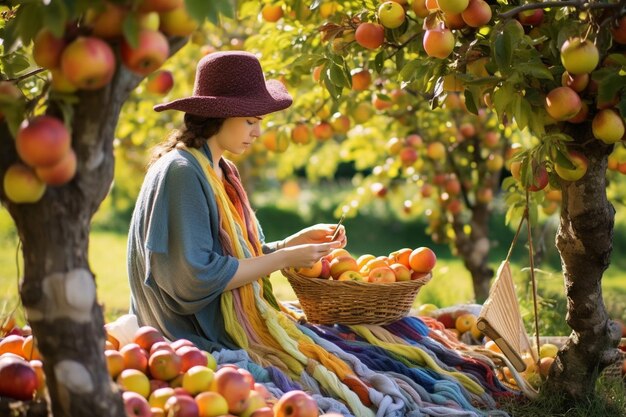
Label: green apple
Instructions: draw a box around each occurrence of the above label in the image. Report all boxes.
[560,38,599,75]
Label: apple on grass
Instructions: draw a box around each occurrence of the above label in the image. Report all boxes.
[274,390,318,417]
[124,391,152,417]
[195,391,229,417]
[148,387,174,408]
[117,368,151,399]
[149,348,182,382]
[210,367,252,414]
[182,365,214,395]
[164,394,200,417]
[105,349,125,379]
[0,355,38,401]
[121,343,149,373]
[176,345,209,372]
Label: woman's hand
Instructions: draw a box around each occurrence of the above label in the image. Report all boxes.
[282,241,341,269]
[285,223,347,248]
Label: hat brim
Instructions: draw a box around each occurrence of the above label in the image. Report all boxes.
[153,79,292,118]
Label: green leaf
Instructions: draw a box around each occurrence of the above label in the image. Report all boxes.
[398,59,421,82]
[493,27,514,73]
[597,73,626,107]
[553,148,575,170]
[515,63,553,80]
[464,88,478,115]
[395,49,405,71]
[42,0,69,40]
[122,14,140,49]
[321,67,342,100]
[329,63,350,89]
[374,51,385,74]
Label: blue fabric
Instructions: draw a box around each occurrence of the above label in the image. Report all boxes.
[127,145,242,351]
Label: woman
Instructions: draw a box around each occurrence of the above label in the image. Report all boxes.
[127,51,346,351]
[128,51,511,417]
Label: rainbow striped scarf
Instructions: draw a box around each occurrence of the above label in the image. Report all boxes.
[186,147,509,417]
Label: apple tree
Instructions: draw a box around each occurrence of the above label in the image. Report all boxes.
[236,0,624,403]
[0,1,236,416]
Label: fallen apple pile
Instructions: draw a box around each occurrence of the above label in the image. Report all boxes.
[1,0,183,205]
[289,246,436,283]
[0,314,347,417]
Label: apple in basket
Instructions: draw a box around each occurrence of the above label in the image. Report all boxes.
[329,255,359,279]
[337,270,365,281]
[319,257,331,279]
[295,259,323,278]
[368,266,396,283]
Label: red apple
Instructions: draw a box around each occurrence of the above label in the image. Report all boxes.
[0,356,37,401]
[32,29,66,69]
[461,0,492,27]
[123,391,152,417]
[121,30,169,76]
[145,70,174,95]
[390,263,411,281]
[150,341,175,356]
[319,258,331,279]
[16,115,70,168]
[164,394,200,417]
[120,343,149,373]
[105,349,125,379]
[355,22,385,49]
[274,390,318,417]
[61,36,116,90]
[329,255,359,279]
[545,86,581,121]
[34,149,77,186]
[149,349,182,382]
[423,28,455,59]
[176,345,208,372]
[368,266,396,283]
[211,367,251,414]
[170,339,194,351]
[85,2,127,38]
[527,163,549,191]
[409,247,437,273]
[517,8,543,26]
[135,326,166,352]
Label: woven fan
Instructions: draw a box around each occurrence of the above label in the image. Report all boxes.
[478,193,541,373]
[477,260,537,372]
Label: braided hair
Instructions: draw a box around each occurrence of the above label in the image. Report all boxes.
[149,114,225,166]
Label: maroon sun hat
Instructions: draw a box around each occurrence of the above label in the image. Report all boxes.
[153,51,292,117]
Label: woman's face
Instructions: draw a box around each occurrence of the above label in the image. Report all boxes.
[212,116,262,155]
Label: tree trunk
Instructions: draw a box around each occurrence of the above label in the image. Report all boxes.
[546,124,623,400]
[0,66,144,416]
[452,202,494,303]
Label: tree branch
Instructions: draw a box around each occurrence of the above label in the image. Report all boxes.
[499,0,620,19]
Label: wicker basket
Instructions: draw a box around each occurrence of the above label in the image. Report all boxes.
[601,339,625,382]
[281,269,432,325]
